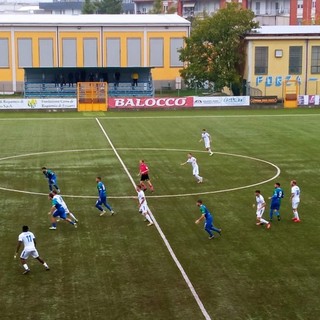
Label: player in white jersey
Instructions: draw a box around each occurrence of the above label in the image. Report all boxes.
[290,180,301,222]
[199,129,214,156]
[181,153,203,183]
[14,226,49,274]
[52,189,78,222]
[136,185,154,226]
[253,190,271,229]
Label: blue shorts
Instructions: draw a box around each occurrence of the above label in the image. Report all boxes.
[49,177,57,185]
[270,202,280,210]
[97,196,107,205]
[53,207,66,219]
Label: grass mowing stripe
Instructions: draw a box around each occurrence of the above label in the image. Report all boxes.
[95,117,212,320]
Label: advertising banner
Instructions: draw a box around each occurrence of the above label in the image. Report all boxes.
[0,99,77,110]
[250,96,278,104]
[298,95,320,106]
[193,96,250,107]
[108,97,193,108]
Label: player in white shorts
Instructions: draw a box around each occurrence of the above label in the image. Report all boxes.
[254,190,271,229]
[199,129,214,156]
[14,226,50,274]
[181,153,203,183]
[136,185,154,226]
[52,189,78,223]
[290,180,301,222]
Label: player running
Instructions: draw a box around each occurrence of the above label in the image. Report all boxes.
[254,190,271,229]
[199,129,214,156]
[51,189,78,223]
[195,200,221,240]
[48,193,77,230]
[137,160,154,192]
[42,167,60,193]
[14,225,50,274]
[268,182,284,222]
[291,180,301,222]
[181,153,203,183]
[136,184,154,226]
[95,177,115,217]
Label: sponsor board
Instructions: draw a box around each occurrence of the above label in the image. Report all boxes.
[250,96,278,104]
[0,99,77,110]
[298,95,320,106]
[108,97,193,108]
[193,96,250,107]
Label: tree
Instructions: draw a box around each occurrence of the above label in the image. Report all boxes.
[150,0,163,14]
[94,0,122,14]
[82,0,96,14]
[179,3,259,94]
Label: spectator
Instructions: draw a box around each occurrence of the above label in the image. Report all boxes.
[114,71,120,88]
[132,72,139,87]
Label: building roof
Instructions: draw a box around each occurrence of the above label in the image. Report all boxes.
[0,14,190,27]
[250,25,320,36]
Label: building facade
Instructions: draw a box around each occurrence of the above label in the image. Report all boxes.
[245,26,320,98]
[0,14,190,92]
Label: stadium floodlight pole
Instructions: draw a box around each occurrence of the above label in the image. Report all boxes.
[95,118,212,320]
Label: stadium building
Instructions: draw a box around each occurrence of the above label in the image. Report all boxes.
[0,14,190,93]
[245,25,320,98]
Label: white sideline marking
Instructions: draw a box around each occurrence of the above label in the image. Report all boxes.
[95,118,212,320]
[0,148,280,199]
[0,113,320,121]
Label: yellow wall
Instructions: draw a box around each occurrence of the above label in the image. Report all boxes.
[59,31,101,68]
[248,38,320,97]
[14,31,57,81]
[0,32,12,81]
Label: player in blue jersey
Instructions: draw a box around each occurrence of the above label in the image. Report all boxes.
[48,193,77,230]
[195,200,221,240]
[95,177,115,216]
[268,182,284,222]
[42,167,60,193]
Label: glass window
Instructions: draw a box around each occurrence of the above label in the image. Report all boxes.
[170,38,184,67]
[149,38,164,67]
[106,38,120,67]
[289,46,302,74]
[311,46,320,74]
[39,39,53,67]
[127,38,141,67]
[18,39,32,68]
[83,38,97,67]
[62,38,77,67]
[0,38,9,68]
[254,47,268,75]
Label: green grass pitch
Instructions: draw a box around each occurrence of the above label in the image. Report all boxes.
[0,108,320,320]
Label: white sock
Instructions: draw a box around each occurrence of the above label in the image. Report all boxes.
[295,211,300,220]
[23,263,29,270]
[69,212,76,220]
[208,149,212,153]
[195,174,201,181]
[260,218,269,224]
[145,213,153,224]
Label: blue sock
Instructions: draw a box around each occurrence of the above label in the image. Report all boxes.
[52,223,57,227]
[95,203,103,211]
[49,185,53,191]
[105,203,113,212]
[275,210,280,217]
[269,209,273,220]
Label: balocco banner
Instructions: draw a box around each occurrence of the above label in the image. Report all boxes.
[0,99,77,109]
[193,96,250,107]
[108,97,193,108]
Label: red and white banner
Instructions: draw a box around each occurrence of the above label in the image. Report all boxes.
[108,97,193,108]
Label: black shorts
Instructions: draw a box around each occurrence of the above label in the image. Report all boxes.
[140,174,150,181]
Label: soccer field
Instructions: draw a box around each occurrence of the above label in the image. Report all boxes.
[0,108,320,320]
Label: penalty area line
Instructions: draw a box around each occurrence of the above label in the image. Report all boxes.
[95,118,211,320]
